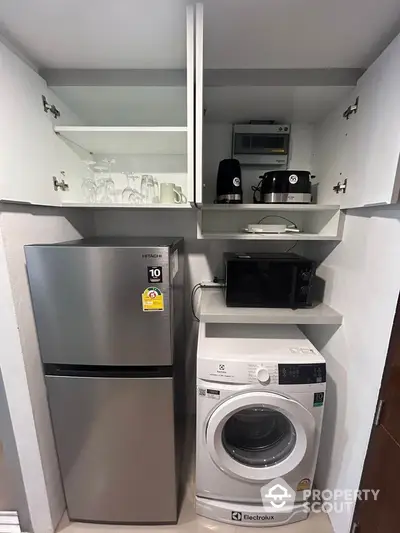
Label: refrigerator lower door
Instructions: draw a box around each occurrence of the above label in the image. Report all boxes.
[46,374,177,524]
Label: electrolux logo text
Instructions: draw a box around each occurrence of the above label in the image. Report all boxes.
[243,514,275,522]
[231,512,274,522]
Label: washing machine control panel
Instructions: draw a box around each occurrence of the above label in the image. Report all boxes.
[248,363,278,385]
[197,359,279,384]
[255,367,270,384]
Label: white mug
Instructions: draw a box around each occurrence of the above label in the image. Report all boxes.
[174,186,187,204]
[160,182,181,204]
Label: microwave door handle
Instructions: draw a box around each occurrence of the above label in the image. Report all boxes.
[289,266,298,309]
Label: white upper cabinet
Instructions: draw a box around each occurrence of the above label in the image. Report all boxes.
[194,3,204,206]
[347,32,400,208]
[316,32,400,209]
[313,90,354,206]
[1,1,400,212]
[0,42,84,206]
[0,4,195,208]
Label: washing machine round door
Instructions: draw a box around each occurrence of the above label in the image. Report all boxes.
[205,391,315,482]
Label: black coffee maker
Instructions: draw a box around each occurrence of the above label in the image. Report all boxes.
[253,170,312,204]
[216,159,243,204]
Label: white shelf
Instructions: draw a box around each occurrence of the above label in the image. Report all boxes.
[61,202,192,209]
[200,290,343,325]
[54,126,188,155]
[200,232,341,241]
[201,204,340,212]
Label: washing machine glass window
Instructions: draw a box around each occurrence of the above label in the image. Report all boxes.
[221,406,296,467]
[206,391,316,482]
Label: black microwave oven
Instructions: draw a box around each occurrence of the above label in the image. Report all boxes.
[224,253,316,309]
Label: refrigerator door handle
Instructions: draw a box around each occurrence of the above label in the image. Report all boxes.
[44,363,173,378]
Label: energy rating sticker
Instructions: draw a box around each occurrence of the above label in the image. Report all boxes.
[142,287,164,312]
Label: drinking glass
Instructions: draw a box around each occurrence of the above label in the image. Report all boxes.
[102,158,116,203]
[141,175,159,204]
[121,173,143,203]
[94,165,108,203]
[129,190,143,204]
[81,160,97,203]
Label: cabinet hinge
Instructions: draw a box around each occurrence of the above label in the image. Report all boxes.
[350,522,359,533]
[53,172,69,192]
[343,97,359,120]
[373,399,384,427]
[42,95,60,119]
[333,178,347,194]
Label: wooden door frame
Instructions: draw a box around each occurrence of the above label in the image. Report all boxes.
[351,292,400,532]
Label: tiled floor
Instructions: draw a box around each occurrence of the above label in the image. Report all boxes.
[58,484,333,533]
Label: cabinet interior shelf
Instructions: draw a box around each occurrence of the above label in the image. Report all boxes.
[61,202,192,209]
[199,232,341,241]
[198,204,344,240]
[54,126,188,155]
[200,290,343,325]
[201,204,340,212]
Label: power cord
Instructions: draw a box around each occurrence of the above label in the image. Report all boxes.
[285,241,298,253]
[191,278,226,322]
[256,214,298,228]
[255,215,299,252]
[191,283,202,322]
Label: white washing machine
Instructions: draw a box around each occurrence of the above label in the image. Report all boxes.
[196,323,326,527]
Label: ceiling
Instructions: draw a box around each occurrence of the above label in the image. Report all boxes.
[1,0,400,70]
[203,0,400,69]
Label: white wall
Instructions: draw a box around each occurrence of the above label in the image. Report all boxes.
[0,205,95,533]
[203,122,314,203]
[302,207,400,533]
[0,369,31,530]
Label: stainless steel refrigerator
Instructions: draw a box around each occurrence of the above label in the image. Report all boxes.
[25,237,185,524]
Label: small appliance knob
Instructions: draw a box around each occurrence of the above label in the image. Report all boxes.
[256,367,270,384]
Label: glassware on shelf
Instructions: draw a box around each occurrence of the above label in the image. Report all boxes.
[121,173,145,204]
[102,158,116,203]
[81,160,97,203]
[141,174,159,204]
[122,172,133,202]
[153,177,160,204]
[93,165,108,203]
[81,178,97,203]
[129,190,144,204]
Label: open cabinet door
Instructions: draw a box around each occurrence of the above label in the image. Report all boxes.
[195,3,204,206]
[316,32,400,209]
[342,33,400,208]
[186,5,195,203]
[0,41,84,206]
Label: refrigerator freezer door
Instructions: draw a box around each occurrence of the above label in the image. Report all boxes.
[25,245,172,365]
[46,374,177,523]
